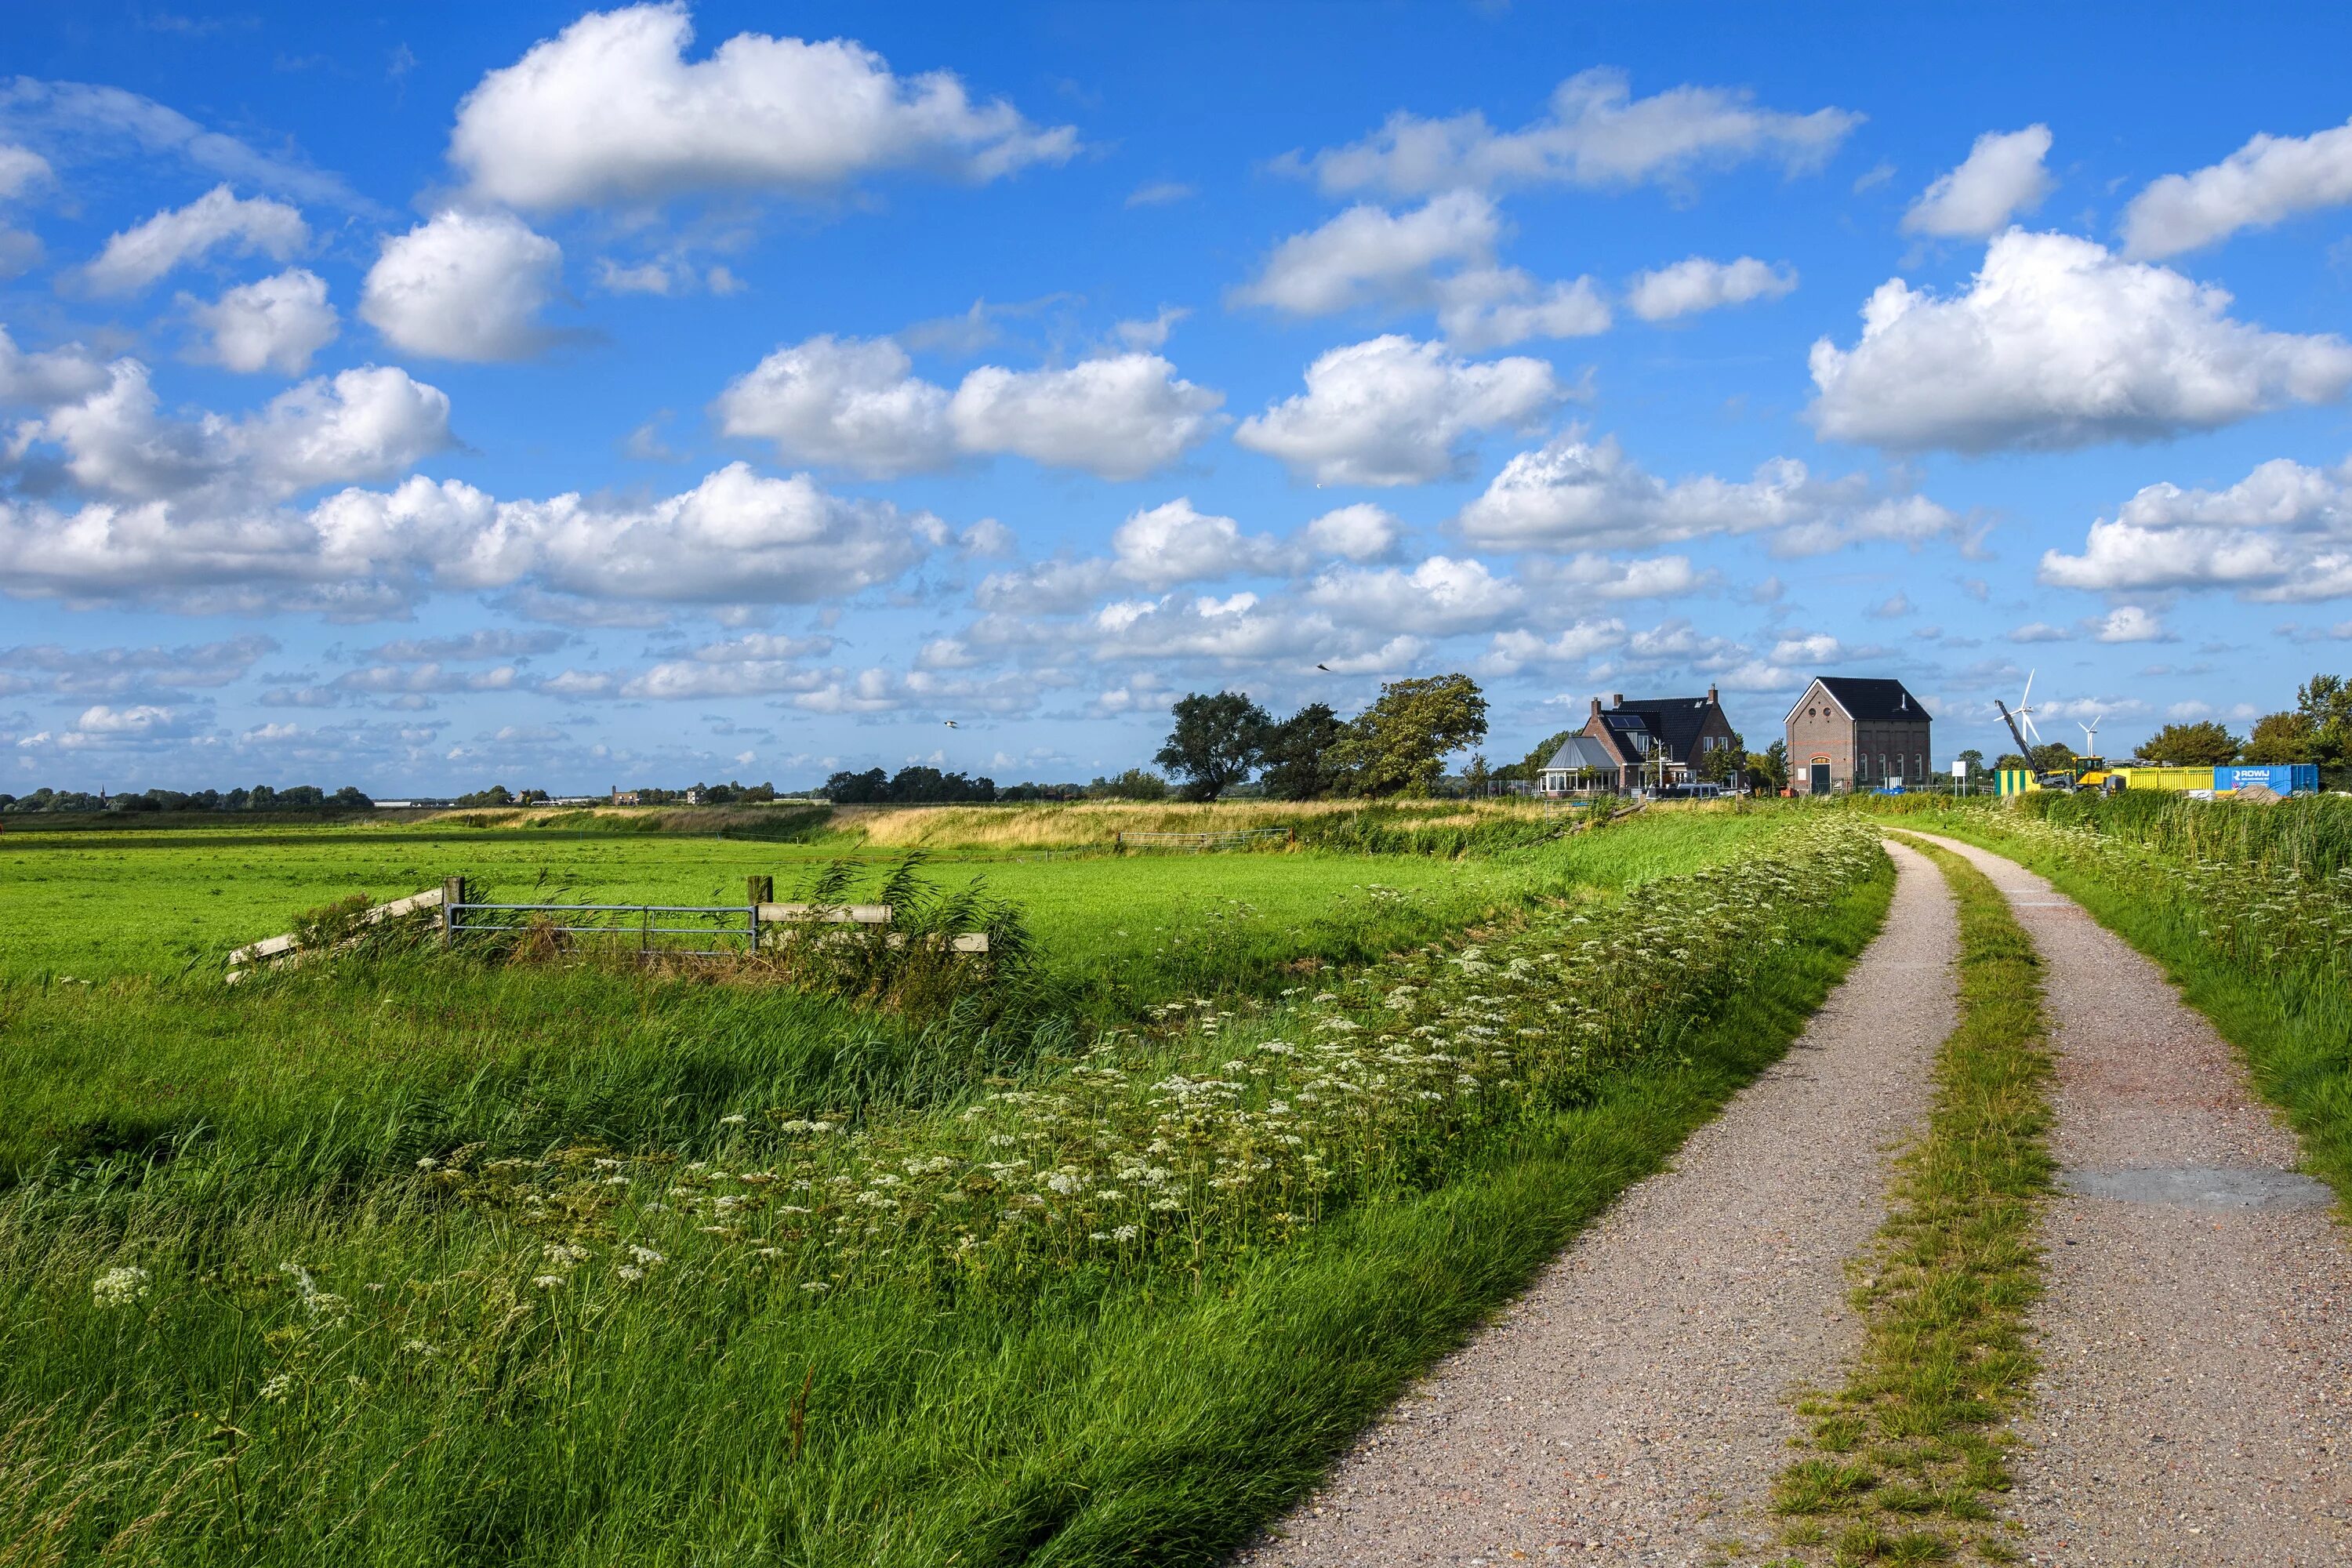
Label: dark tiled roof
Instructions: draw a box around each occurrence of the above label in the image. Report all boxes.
[1813,677,1929,723]
[1604,695,1716,764]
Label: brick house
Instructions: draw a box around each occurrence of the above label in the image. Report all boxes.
[1548,686,1740,793]
[1784,677,1932,794]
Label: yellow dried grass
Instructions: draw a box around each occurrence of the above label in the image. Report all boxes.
[841,798,1544,849]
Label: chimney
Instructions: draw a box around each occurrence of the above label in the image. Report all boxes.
[1589,696,1602,720]
[1610,692,1624,710]
[1707,683,1719,706]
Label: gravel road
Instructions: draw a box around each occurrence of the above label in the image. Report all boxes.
[1232,839,1956,1566]
[1904,831,2352,1566]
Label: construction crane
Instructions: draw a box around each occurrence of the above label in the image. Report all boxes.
[1993,670,2038,767]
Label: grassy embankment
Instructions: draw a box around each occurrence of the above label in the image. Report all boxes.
[1853,791,2352,1206]
[2,807,1887,1564]
[1764,834,2055,1566]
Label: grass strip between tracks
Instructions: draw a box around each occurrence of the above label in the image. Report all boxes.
[1759,833,2056,1567]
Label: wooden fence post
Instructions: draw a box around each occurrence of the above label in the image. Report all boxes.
[747,874,774,905]
[441,876,463,946]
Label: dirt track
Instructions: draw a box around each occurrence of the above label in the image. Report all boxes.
[1233,838,1958,1566]
[1904,830,2352,1566]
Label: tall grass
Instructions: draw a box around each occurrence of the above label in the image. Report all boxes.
[844,797,1557,851]
[0,809,1886,1563]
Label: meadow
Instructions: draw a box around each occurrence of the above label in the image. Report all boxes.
[1,799,1638,985]
[0,800,1888,1565]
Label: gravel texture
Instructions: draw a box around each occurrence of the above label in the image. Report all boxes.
[1232,840,1957,1566]
[1905,831,2352,1566]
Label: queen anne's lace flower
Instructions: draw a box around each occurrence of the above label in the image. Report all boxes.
[92,1266,150,1308]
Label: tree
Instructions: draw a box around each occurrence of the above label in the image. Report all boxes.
[1955,748,1986,774]
[2139,720,2239,767]
[1259,702,1349,800]
[2242,711,2314,765]
[1699,729,1748,788]
[822,768,889,804]
[1090,768,1171,801]
[1156,691,1272,800]
[1759,739,1789,792]
[2296,673,2352,768]
[1328,673,1489,797]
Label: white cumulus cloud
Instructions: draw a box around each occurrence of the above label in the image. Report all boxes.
[1235,335,1561,487]
[1901,125,2054,238]
[2091,605,2170,643]
[0,143,51,199]
[711,335,951,475]
[16,360,450,507]
[714,336,1221,481]
[1302,503,1402,562]
[1293,67,1859,198]
[448,2,1076,211]
[1434,267,1611,350]
[1625,256,1797,322]
[2123,116,2352,258]
[80,183,307,296]
[2038,453,2352,601]
[1109,498,1298,588]
[949,357,1222,481]
[0,327,109,407]
[1237,191,1501,315]
[361,209,562,361]
[1233,191,1609,350]
[1304,555,1524,637]
[185,267,339,374]
[0,461,942,613]
[1456,429,1958,557]
[1808,230,2352,452]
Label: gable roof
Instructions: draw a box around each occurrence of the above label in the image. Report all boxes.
[1791,676,1929,724]
[1542,734,1621,773]
[1601,693,1718,764]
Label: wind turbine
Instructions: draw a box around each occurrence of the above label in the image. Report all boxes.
[2078,711,2102,758]
[1994,670,2042,762]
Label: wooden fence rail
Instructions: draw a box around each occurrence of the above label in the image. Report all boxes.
[226,875,989,978]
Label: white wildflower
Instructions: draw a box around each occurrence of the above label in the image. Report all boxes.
[92,1266,151,1308]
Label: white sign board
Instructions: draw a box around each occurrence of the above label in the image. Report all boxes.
[1951,758,1969,778]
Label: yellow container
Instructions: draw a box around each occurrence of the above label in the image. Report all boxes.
[2109,766,2216,792]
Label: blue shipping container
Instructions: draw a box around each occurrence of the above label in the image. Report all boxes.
[2217,764,2319,795]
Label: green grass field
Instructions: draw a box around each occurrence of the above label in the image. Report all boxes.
[0,802,1887,1565]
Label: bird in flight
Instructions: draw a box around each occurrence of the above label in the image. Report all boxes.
[943,719,959,728]
[1316,663,1330,672]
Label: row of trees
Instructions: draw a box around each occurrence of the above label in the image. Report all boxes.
[0,784,373,814]
[2131,675,2352,768]
[822,767,1000,804]
[1154,675,1490,800]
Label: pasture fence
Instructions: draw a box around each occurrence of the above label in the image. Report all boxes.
[227,872,988,978]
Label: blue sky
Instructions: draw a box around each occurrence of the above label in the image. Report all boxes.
[5,1,2352,793]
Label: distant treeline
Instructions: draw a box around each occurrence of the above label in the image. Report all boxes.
[818,767,1179,805]
[1,785,374,814]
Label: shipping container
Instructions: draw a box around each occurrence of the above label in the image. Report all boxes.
[1997,768,2040,796]
[2107,765,2221,792]
[2216,764,2319,795]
